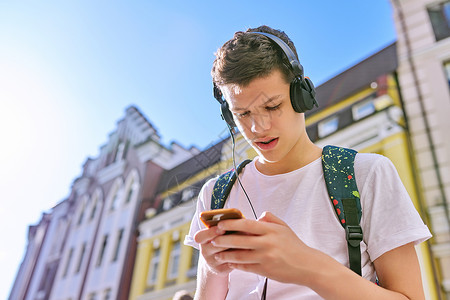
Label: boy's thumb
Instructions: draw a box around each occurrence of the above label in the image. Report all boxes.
[258,211,288,226]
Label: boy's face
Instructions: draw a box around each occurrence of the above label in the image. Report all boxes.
[223,69,308,167]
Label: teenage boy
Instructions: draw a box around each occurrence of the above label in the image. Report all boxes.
[184,25,431,299]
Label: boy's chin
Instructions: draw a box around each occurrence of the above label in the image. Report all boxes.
[257,155,279,165]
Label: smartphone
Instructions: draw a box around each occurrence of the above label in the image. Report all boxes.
[200,208,244,228]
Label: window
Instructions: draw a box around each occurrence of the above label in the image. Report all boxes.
[103,288,111,300]
[110,189,120,211]
[76,243,86,273]
[167,241,181,280]
[190,248,199,270]
[37,264,57,295]
[112,229,124,262]
[77,201,85,225]
[352,99,376,121]
[63,248,74,277]
[318,116,339,138]
[444,61,450,87]
[163,198,172,211]
[147,247,160,286]
[187,248,199,278]
[181,188,195,202]
[88,292,97,300]
[96,235,109,267]
[124,180,136,204]
[428,1,450,41]
[114,142,125,162]
[90,197,98,221]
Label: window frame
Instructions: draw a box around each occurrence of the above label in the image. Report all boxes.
[96,234,109,267]
[111,229,124,262]
[352,99,376,121]
[318,116,339,138]
[62,248,74,277]
[428,1,450,41]
[146,246,161,287]
[167,240,182,281]
[75,243,87,273]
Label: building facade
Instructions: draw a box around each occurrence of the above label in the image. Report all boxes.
[10,106,199,300]
[391,0,450,298]
[129,138,230,300]
[8,199,71,300]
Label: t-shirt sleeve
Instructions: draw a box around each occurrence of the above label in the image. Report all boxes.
[184,177,217,249]
[359,155,432,261]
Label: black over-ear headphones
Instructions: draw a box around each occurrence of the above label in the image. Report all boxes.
[213,31,318,129]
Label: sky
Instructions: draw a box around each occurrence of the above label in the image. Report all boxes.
[0,0,397,298]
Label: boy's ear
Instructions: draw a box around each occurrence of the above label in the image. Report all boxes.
[213,83,237,129]
[221,101,237,129]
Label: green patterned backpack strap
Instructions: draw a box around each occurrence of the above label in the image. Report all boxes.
[211,159,252,209]
[322,145,363,275]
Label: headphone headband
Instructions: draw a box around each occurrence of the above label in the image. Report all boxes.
[213,30,318,129]
[251,32,304,78]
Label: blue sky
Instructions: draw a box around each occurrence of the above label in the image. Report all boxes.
[0,1,396,298]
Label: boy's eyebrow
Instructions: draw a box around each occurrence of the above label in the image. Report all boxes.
[232,95,282,111]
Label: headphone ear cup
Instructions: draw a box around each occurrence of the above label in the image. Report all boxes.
[290,77,317,113]
[290,78,304,113]
[221,101,236,128]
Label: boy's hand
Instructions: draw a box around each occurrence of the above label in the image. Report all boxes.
[194,225,235,276]
[200,212,425,299]
[210,211,325,285]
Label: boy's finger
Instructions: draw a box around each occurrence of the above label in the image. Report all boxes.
[194,226,226,244]
[257,211,288,227]
[217,218,266,235]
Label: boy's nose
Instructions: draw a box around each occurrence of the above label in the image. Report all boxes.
[251,112,271,133]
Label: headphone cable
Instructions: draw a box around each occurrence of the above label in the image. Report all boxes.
[229,127,269,299]
[229,126,258,219]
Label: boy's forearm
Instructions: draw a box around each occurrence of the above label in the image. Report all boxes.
[303,253,419,300]
[194,257,228,300]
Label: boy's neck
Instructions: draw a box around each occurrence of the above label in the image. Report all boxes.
[255,140,322,176]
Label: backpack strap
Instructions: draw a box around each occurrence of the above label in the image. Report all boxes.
[322,145,363,275]
[211,159,252,209]
[210,147,363,275]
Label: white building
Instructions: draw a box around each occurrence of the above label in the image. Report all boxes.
[391,0,450,298]
[10,106,199,300]
[8,199,71,300]
[391,1,450,298]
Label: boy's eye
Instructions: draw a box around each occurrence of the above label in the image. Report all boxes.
[266,104,281,111]
[236,111,250,118]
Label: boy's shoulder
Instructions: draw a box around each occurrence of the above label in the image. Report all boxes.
[353,152,400,193]
[355,151,385,161]
[354,152,392,173]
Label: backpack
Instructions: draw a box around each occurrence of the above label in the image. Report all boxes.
[210,145,363,275]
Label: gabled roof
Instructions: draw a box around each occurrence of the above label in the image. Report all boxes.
[306,42,397,117]
[155,137,228,194]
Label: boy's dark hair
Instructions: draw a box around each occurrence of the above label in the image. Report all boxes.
[212,25,299,88]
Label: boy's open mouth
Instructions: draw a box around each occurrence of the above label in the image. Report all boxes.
[256,138,278,150]
[260,138,277,144]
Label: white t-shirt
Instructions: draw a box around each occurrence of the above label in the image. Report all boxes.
[185,153,431,299]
